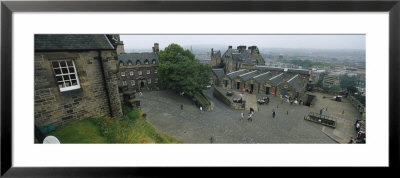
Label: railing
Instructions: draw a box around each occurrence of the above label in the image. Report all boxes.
[304,112,337,128]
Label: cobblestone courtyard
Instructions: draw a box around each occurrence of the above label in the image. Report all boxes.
[139,89,361,143]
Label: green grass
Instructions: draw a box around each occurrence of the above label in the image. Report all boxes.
[47,119,108,143]
[47,106,182,144]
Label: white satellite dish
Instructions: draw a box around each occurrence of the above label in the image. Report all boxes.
[43,136,61,144]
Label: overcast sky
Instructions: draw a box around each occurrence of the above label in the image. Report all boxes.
[120,35,365,50]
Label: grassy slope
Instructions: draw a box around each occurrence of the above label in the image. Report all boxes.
[47,119,108,143]
[47,106,181,144]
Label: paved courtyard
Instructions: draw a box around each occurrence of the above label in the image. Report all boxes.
[139,89,361,143]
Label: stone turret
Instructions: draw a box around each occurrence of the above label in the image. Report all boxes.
[152,43,159,53]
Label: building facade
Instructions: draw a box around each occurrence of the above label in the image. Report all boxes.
[34,34,123,127]
[118,43,159,92]
[211,45,265,73]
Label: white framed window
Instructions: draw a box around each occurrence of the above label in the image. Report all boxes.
[152,60,156,64]
[138,70,142,75]
[52,60,80,92]
[130,70,134,76]
[154,69,157,74]
[148,78,151,84]
[144,60,149,64]
[131,80,135,86]
[147,70,151,74]
[155,78,158,83]
[121,71,126,76]
[122,80,127,86]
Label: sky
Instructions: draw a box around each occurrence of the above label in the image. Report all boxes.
[120,34,365,51]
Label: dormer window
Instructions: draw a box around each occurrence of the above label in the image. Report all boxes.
[152,60,156,64]
[128,61,132,66]
[136,60,141,65]
[119,61,124,66]
[144,60,149,64]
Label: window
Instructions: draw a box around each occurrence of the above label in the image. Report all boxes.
[147,70,151,74]
[128,61,132,66]
[52,60,80,92]
[152,60,156,64]
[121,71,126,76]
[122,80,127,86]
[138,70,142,75]
[131,80,135,86]
[136,60,141,65]
[154,69,157,74]
[130,70,134,76]
[155,78,158,83]
[119,62,124,66]
[144,60,149,64]
[148,78,151,84]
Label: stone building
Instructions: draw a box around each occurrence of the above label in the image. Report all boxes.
[34,34,123,127]
[211,45,265,73]
[118,43,159,92]
[276,74,306,99]
[216,65,311,98]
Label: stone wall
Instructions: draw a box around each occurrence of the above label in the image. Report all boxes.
[213,87,245,110]
[34,50,123,127]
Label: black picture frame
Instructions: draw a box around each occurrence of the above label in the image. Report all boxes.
[1,0,399,177]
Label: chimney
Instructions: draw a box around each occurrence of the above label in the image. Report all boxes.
[153,43,159,53]
[228,46,232,49]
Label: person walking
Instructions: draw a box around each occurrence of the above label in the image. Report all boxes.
[248,112,253,122]
[200,106,203,113]
[181,104,183,110]
[240,112,244,121]
[272,109,276,118]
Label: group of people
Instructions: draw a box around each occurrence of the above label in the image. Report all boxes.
[348,120,365,144]
[241,107,255,122]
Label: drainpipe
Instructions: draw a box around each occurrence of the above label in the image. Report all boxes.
[98,50,113,116]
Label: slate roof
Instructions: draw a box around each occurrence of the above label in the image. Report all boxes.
[238,71,259,81]
[232,51,251,61]
[253,72,273,83]
[269,73,288,86]
[212,68,225,78]
[253,66,285,72]
[35,34,114,51]
[226,69,248,80]
[286,74,305,92]
[288,68,310,75]
[118,53,158,65]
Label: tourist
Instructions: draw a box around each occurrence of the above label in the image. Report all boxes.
[320,108,324,116]
[250,107,254,114]
[342,110,345,114]
[200,106,203,113]
[272,109,276,118]
[355,122,361,132]
[247,112,252,122]
[294,99,298,105]
[181,104,183,110]
[240,112,244,121]
[287,110,288,115]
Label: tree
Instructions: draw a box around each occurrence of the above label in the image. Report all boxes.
[157,44,212,95]
[340,74,358,89]
[329,85,341,94]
